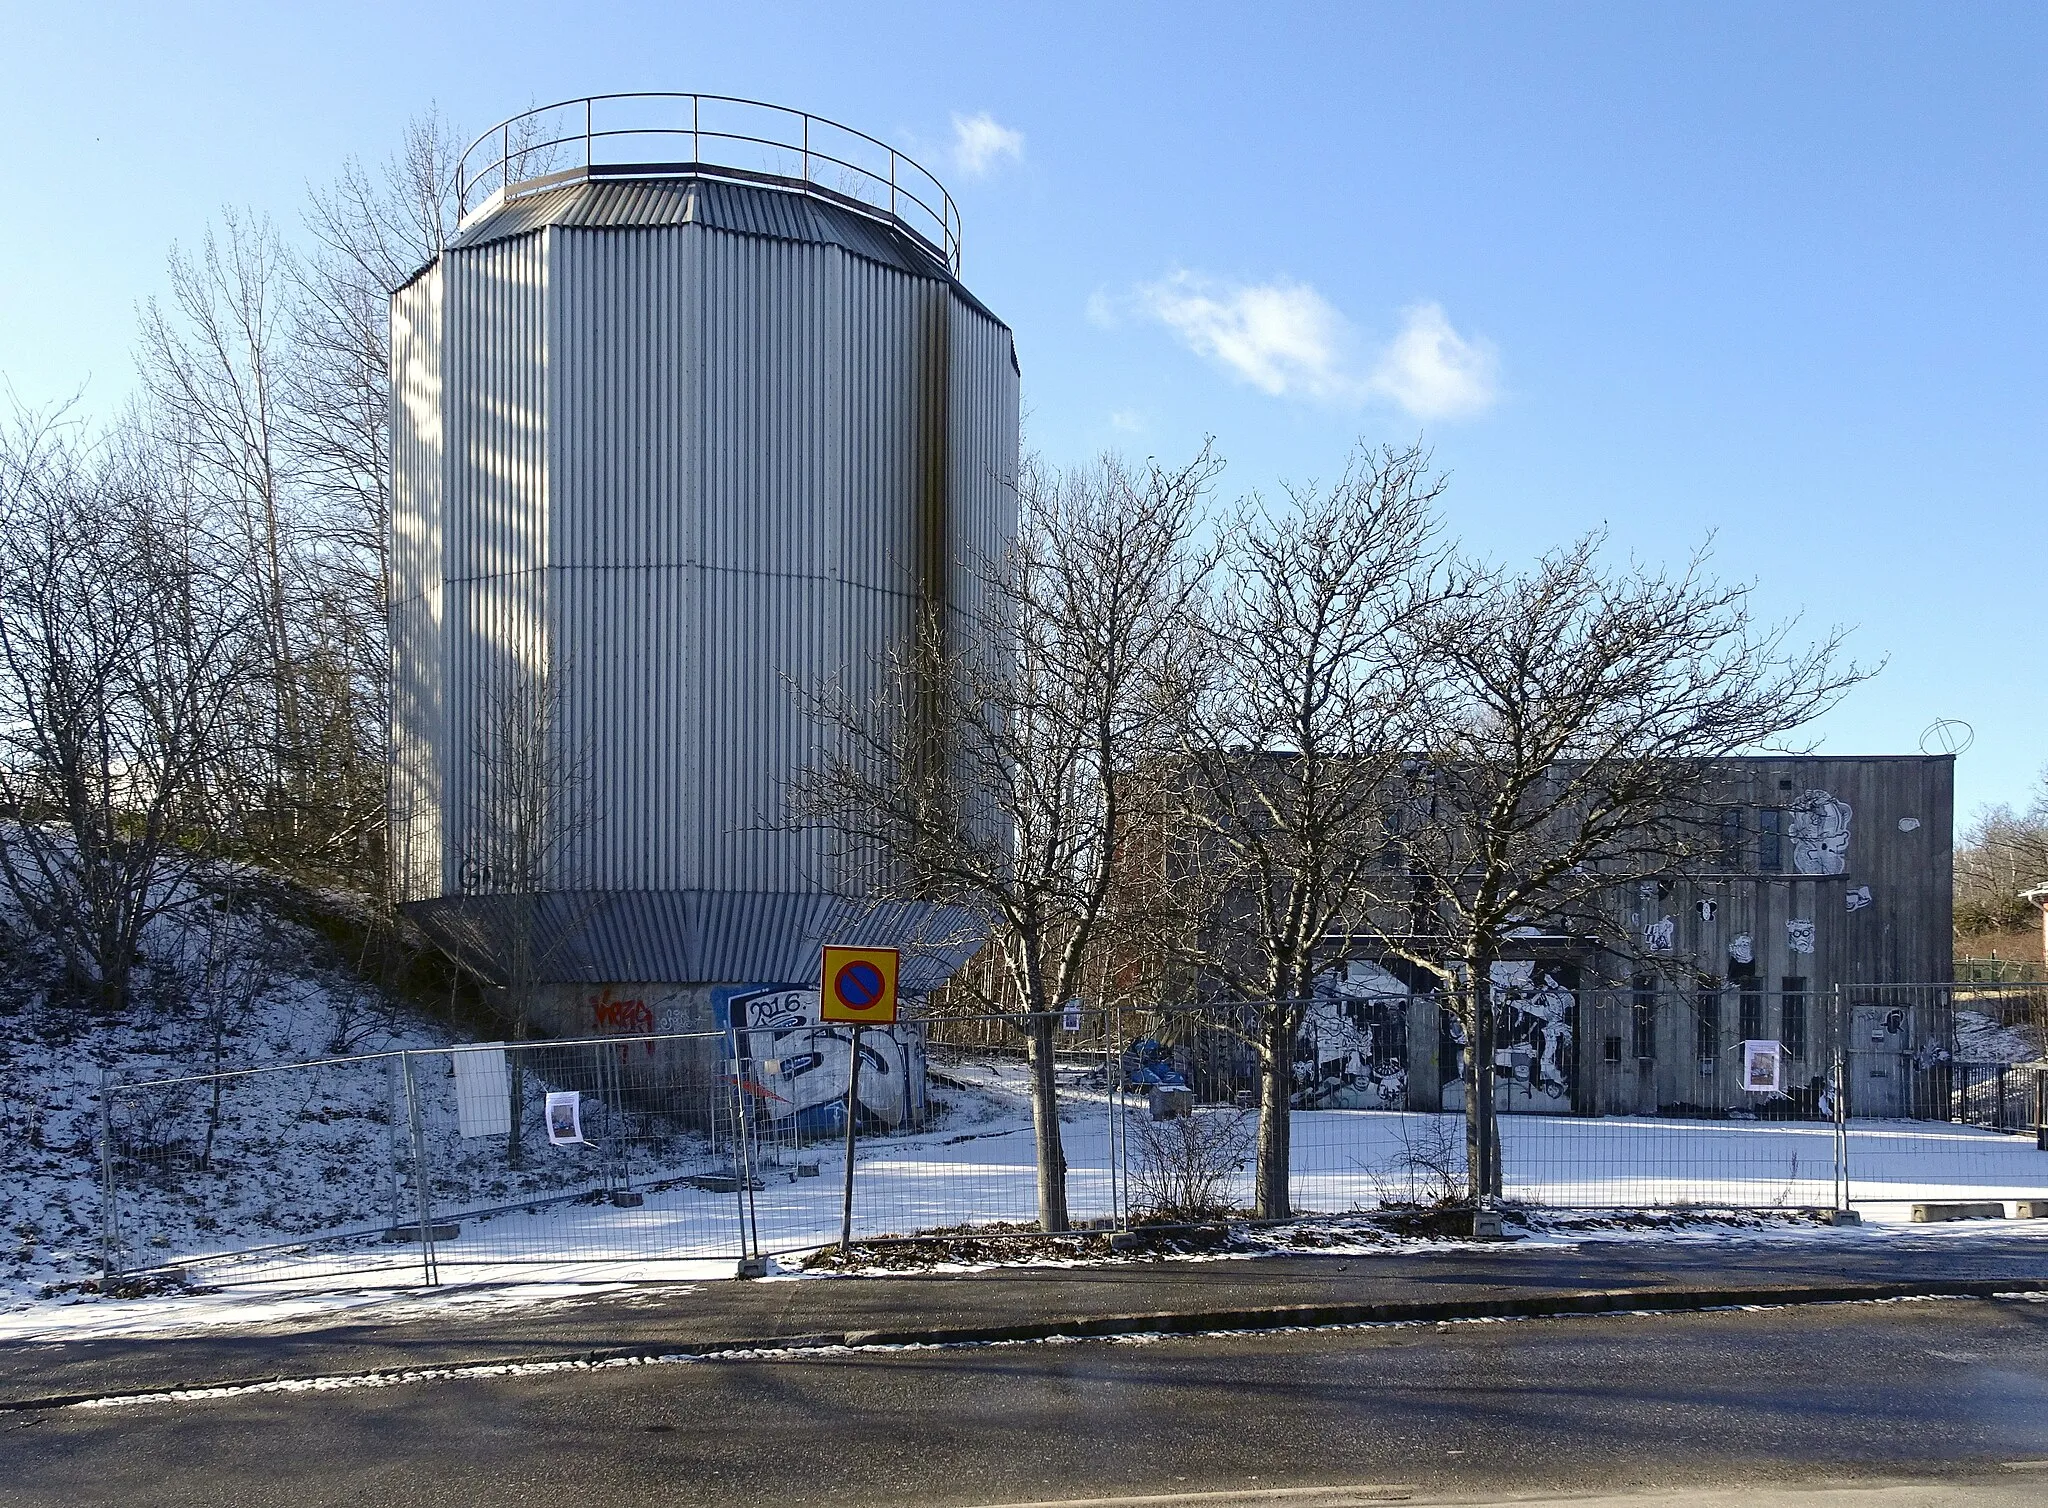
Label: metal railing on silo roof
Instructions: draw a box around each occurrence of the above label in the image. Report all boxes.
[456,94,963,275]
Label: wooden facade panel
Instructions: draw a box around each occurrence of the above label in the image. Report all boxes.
[1345,753,1955,1117]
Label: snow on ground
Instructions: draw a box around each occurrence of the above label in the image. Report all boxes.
[7,1198,2047,1346]
[6,1031,2047,1342]
[1956,1007,2047,1067]
[0,879,473,1309]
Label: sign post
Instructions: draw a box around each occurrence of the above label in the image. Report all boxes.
[821,945,900,1259]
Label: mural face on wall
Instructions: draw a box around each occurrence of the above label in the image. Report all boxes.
[1298,961,1412,1109]
[1491,961,1577,1113]
[1788,790,1852,875]
[716,985,927,1137]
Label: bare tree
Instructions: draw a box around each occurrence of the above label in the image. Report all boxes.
[133,115,467,894]
[0,411,253,1015]
[181,889,286,1169]
[1170,442,1454,1218]
[801,450,1217,1231]
[459,660,596,1167]
[294,109,461,562]
[136,213,304,843]
[1375,536,1869,1203]
[1954,778,2048,941]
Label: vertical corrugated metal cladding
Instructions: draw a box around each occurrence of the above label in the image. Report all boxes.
[389,266,444,903]
[392,176,1018,988]
[439,231,551,897]
[946,290,1021,645]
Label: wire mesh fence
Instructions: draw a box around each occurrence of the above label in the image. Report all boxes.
[1835,981,2048,1210]
[96,984,2048,1291]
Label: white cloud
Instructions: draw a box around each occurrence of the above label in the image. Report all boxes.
[1108,408,1147,434]
[1367,302,1499,420]
[1132,272,1356,401]
[1116,273,1499,419]
[950,112,1024,177]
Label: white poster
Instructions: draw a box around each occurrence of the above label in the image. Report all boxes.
[1697,898,1717,922]
[545,1090,586,1147]
[1061,999,1083,1032]
[1846,885,1872,912]
[450,1045,512,1139]
[1742,1039,1783,1093]
[1788,918,1816,955]
[1644,915,1676,953]
[1728,933,1754,966]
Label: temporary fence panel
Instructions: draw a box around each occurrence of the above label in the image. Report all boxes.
[400,1032,756,1278]
[1837,981,2048,1210]
[101,1032,756,1289]
[101,1051,428,1289]
[96,984,2048,1290]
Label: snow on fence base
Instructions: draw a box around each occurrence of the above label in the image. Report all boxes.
[90,1006,2048,1296]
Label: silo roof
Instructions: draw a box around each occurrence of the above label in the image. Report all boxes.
[446,175,989,304]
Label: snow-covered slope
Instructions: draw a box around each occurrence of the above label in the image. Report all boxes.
[0,872,460,1305]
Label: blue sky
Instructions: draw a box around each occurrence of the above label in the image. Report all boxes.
[2,2,2041,822]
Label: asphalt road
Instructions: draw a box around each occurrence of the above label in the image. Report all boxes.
[7,1297,2048,1507]
[12,1230,2048,1406]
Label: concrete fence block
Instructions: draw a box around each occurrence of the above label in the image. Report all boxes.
[1909,1201,2006,1223]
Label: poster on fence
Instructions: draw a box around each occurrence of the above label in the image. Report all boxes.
[451,1045,512,1139]
[545,1091,586,1146]
[1742,1039,1783,1093]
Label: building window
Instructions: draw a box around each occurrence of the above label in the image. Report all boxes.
[1782,977,1808,1058]
[1738,972,1763,1040]
[1631,975,1657,1060]
[1758,809,1783,872]
[1603,1035,1623,1064]
[1718,808,1743,870]
[1696,984,1721,1064]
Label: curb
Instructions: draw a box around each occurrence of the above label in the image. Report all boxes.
[837,1276,2048,1347]
[3,1276,2043,1412]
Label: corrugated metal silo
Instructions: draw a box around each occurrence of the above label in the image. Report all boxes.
[389,96,1019,1033]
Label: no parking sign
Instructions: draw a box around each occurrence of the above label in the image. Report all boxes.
[820,944,901,1259]
[820,945,900,1025]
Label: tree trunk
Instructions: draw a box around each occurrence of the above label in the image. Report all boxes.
[506,1002,528,1171]
[1024,1011,1070,1232]
[1464,961,1501,1203]
[1254,1012,1293,1218]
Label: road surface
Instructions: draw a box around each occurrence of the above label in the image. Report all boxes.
[6,1295,2047,1506]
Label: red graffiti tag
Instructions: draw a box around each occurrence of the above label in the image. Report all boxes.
[590,988,656,1053]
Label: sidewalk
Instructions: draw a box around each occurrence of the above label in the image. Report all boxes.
[5,1226,2046,1409]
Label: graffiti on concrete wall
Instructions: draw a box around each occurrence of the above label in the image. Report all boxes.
[589,986,655,1035]
[588,985,657,1055]
[717,985,926,1137]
